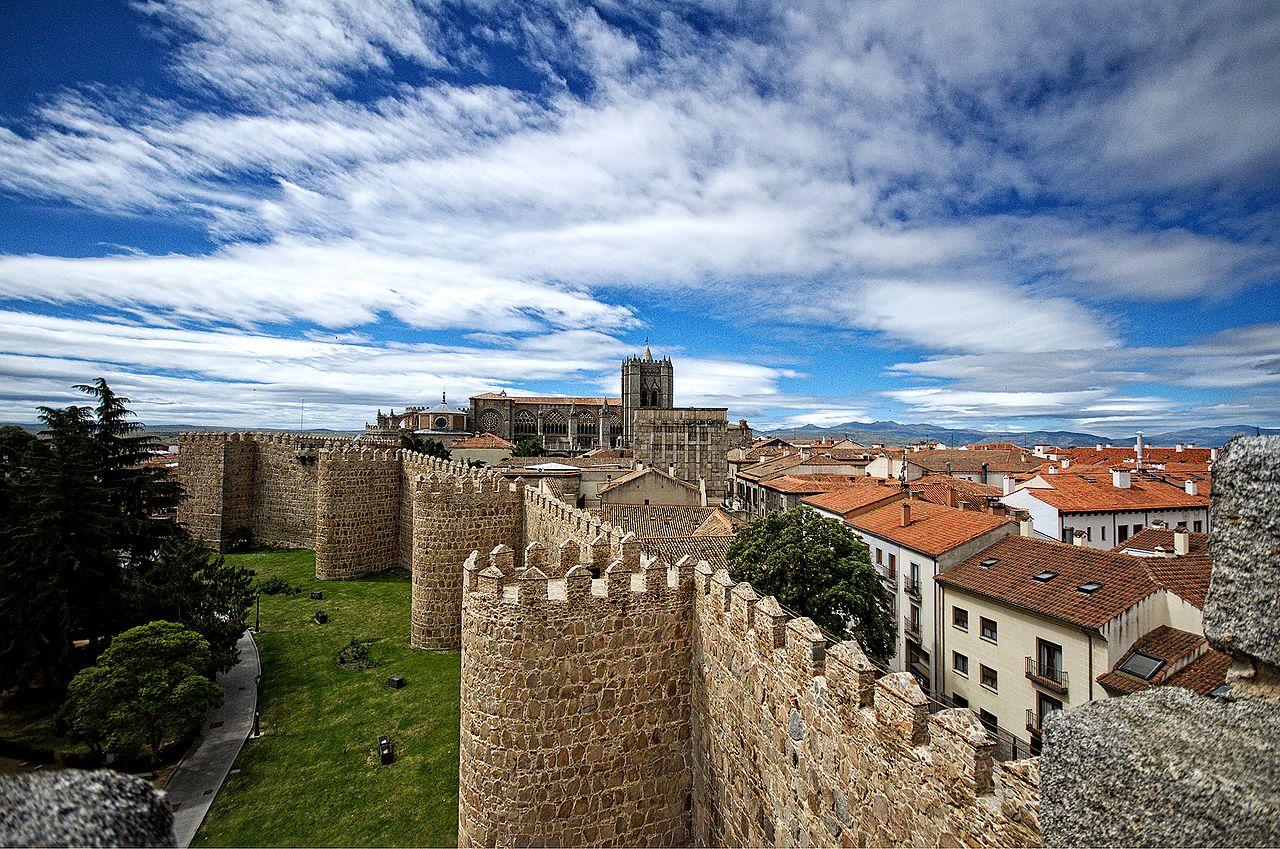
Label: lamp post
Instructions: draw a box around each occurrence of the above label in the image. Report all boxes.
[253,592,261,633]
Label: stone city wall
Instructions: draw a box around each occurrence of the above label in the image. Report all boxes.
[523,485,626,562]
[690,564,1041,848]
[410,471,523,650]
[458,540,694,848]
[251,434,322,548]
[315,447,402,580]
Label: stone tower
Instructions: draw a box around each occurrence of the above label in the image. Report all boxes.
[621,343,674,445]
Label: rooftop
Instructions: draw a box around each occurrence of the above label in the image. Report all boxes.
[1115,527,1213,607]
[937,535,1212,630]
[1096,625,1226,697]
[1012,470,1210,513]
[906,449,1040,474]
[907,474,1003,509]
[799,478,905,518]
[471,392,621,406]
[596,465,699,498]
[595,505,730,538]
[451,432,515,450]
[846,498,1013,558]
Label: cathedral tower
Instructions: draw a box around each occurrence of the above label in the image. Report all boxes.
[621,343,674,445]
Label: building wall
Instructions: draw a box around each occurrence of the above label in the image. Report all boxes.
[315,448,402,580]
[600,471,702,506]
[449,446,512,466]
[938,587,1111,751]
[690,567,1041,848]
[458,544,693,848]
[177,432,240,546]
[632,407,732,499]
[251,436,320,548]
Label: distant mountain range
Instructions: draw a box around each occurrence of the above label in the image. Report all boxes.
[762,420,1280,448]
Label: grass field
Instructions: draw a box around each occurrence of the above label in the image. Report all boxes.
[194,550,460,848]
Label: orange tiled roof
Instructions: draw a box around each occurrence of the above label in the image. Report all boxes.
[761,474,867,495]
[596,505,725,538]
[1059,445,1214,465]
[936,536,1160,629]
[966,442,1022,451]
[1115,527,1212,608]
[1164,648,1232,695]
[800,479,906,518]
[846,499,1013,558]
[451,432,515,449]
[472,392,621,406]
[905,449,1040,474]
[1018,471,1209,513]
[644,536,733,570]
[1096,626,1214,696]
[907,474,1003,508]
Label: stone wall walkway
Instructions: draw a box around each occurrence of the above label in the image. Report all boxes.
[166,630,260,848]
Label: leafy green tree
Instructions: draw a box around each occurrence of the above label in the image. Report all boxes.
[122,533,254,674]
[57,621,223,767]
[512,437,544,457]
[727,508,895,662]
[399,432,450,459]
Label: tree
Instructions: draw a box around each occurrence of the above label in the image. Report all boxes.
[399,432,450,459]
[513,437,544,457]
[57,621,223,767]
[121,533,254,675]
[727,508,895,662]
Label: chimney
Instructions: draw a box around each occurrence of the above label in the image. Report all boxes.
[1111,468,1131,489]
[1211,447,1219,461]
[1173,524,1190,555]
[1003,477,1015,496]
[1187,442,1195,449]
[1061,458,1071,469]
[699,477,708,508]
[1150,518,1168,529]
[1019,514,1034,537]
[900,501,912,527]
[980,461,989,484]
[1096,443,1104,452]
[949,489,959,508]
[945,461,952,476]
[1135,431,1145,469]
[1176,443,1184,453]
[1073,529,1088,546]
[669,464,677,477]
[1185,478,1198,496]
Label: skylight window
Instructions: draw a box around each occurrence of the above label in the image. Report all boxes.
[979,558,999,568]
[1032,570,1058,582]
[1118,652,1165,680]
[1077,582,1103,594]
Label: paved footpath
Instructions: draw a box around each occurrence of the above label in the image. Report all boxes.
[166,630,261,848]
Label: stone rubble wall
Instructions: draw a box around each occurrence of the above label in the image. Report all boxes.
[251,434,321,548]
[458,541,695,848]
[523,485,625,562]
[690,564,1041,848]
[315,447,402,580]
[410,471,523,650]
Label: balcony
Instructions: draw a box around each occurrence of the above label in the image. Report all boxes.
[904,578,922,600]
[1025,709,1042,736]
[1025,657,1069,695]
[903,616,921,642]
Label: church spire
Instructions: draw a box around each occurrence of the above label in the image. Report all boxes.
[643,337,652,361]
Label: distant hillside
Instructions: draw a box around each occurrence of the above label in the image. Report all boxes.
[763,420,1109,447]
[1148,425,1280,446]
[0,422,361,438]
[765,419,1280,448]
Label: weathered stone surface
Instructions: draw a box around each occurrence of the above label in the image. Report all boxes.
[1041,686,1280,848]
[0,769,175,848]
[1203,435,1280,667]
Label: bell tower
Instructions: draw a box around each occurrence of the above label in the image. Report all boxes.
[621,342,674,446]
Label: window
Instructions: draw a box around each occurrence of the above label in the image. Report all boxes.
[1118,651,1165,680]
[1101,526,1106,541]
[1062,526,1075,543]
[980,617,998,642]
[888,553,897,572]
[951,694,969,709]
[876,549,883,565]
[953,607,969,631]
[1193,520,1203,533]
[1132,524,1143,537]
[1078,581,1102,594]
[1118,524,1129,543]
[1086,527,1092,542]
[953,652,969,676]
[980,664,998,691]
[979,709,998,734]
[1037,639,1064,681]
[1032,570,1058,582]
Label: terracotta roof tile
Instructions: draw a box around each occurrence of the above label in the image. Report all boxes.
[1115,528,1213,608]
[800,479,906,518]
[936,536,1160,629]
[907,474,1003,509]
[905,449,1040,474]
[1164,648,1232,696]
[846,499,1014,558]
[597,505,725,538]
[596,466,699,497]
[451,432,515,449]
[1014,471,1209,512]
[644,536,733,570]
[1097,626,1216,696]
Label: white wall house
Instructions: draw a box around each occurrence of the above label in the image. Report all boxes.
[1000,469,1210,550]
[845,499,1016,695]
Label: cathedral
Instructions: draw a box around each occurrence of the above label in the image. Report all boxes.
[367,346,752,497]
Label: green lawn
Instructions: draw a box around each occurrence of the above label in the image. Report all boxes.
[194,550,460,848]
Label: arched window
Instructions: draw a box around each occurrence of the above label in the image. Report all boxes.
[434,416,448,430]
[542,409,568,436]
[514,409,536,436]
[479,410,503,435]
[606,414,622,444]
[576,414,596,447]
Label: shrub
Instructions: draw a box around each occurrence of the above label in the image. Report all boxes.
[336,638,376,670]
[256,576,298,596]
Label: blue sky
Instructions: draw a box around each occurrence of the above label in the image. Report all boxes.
[1,0,1278,435]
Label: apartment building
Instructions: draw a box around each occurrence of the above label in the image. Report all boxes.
[1000,467,1210,548]
[800,477,906,522]
[935,530,1217,754]
[729,453,869,515]
[844,499,1017,693]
